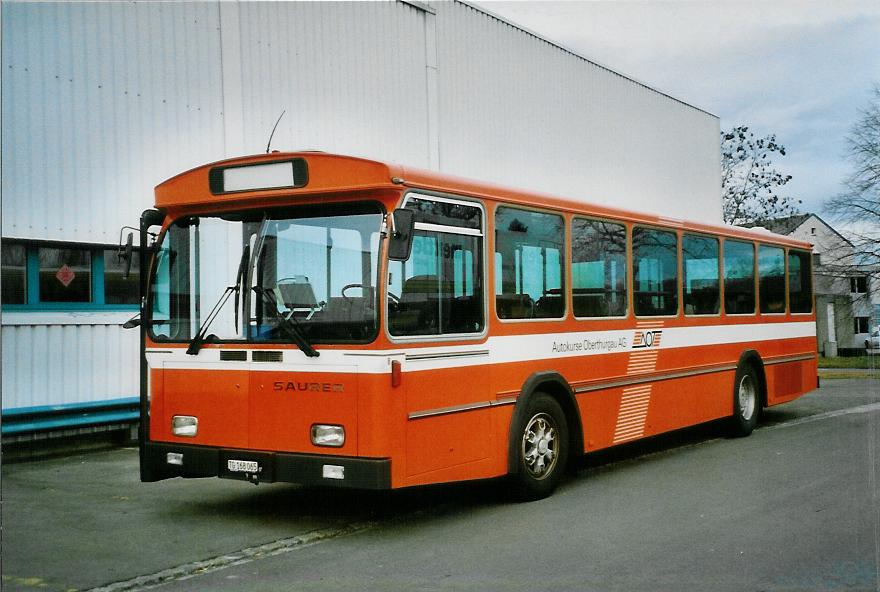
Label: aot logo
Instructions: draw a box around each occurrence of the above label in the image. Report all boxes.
[632,330,663,349]
[273,381,345,393]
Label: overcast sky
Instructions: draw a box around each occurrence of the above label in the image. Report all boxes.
[474,1,880,216]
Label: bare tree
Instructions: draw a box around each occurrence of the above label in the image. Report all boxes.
[825,85,880,280]
[721,126,800,226]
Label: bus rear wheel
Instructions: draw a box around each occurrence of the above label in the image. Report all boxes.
[730,364,759,437]
[510,392,568,501]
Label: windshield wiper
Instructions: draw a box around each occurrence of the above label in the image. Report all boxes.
[253,286,320,357]
[186,247,251,355]
[186,285,237,355]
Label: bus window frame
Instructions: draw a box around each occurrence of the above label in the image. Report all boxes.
[631,224,681,319]
[146,201,387,346]
[757,242,787,317]
[570,214,630,321]
[681,231,722,318]
[493,203,569,324]
[786,247,814,316]
[721,237,757,318]
[384,190,490,344]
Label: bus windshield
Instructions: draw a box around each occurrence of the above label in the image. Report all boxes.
[148,202,383,345]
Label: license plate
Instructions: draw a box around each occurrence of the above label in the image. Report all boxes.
[227,459,259,473]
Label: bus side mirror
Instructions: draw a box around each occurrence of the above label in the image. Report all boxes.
[388,209,415,261]
[120,232,134,279]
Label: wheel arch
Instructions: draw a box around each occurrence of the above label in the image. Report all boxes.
[507,371,584,474]
[737,349,768,409]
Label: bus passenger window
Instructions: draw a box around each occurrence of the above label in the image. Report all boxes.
[788,250,812,313]
[571,218,627,317]
[388,196,484,337]
[682,234,720,315]
[759,245,785,313]
[724,240,755,315]
[495,207,565,319]
[633,227,678,316]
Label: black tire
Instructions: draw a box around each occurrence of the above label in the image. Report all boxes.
[730,363,760,437]
[510,392,569,501]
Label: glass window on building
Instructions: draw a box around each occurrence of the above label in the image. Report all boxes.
[1,242,27,304]
[38,247,91,302]
[855,316,870,334]
[851,276,868,293]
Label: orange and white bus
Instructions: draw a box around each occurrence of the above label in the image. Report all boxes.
[136,152,817,499]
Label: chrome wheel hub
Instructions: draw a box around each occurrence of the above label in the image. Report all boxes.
[522,413,558,480]
[738,374,756,421]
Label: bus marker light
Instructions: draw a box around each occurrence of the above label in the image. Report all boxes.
[311,424,345,447]
[322,465,345,480]
[166,452,184,466]
[391,360,402,387]
[172,415,198,437]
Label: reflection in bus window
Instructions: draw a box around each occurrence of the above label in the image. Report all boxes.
[495,207,565,319]
[633,227,678,316]
[571,218,627,317]
[683,234,720,315]
[724,240,755,314]
[759,245,785,313]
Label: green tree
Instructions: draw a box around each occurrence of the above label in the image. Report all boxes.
[721,126,800,226]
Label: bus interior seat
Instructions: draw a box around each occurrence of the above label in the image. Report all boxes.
[495,293,534,319]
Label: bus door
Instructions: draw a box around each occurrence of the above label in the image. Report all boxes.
[387,194,490,479]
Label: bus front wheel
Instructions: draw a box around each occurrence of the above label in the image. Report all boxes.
[510,392,569,501]
[730,364,759,437]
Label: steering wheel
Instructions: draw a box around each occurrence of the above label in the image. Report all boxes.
[341,283,364,302]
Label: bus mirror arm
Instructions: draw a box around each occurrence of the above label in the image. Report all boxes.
[387,209,415,261]
[117,227,137,279]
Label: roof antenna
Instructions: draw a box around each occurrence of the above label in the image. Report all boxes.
[266,110,286,153]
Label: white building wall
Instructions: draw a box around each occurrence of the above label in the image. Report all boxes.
[1,1,721,413]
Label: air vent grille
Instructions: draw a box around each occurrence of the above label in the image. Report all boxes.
[252,350,283,363]
[220,351,247,361]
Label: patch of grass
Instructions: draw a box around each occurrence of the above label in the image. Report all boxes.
[818,355,878,369]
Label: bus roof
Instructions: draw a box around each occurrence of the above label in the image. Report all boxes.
[155,151,813,250]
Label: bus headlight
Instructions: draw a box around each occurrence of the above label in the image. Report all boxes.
[311,424,345,447]
[172,415,198,437]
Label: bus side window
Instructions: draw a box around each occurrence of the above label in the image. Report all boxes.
[724,240,755,315]
[495,207,565,319]
[682,234,720,315]
[759,245,786,313]
[388,196,484,337]
[571,217,627,318]
[788,249,813,313]
[633,227,678,316]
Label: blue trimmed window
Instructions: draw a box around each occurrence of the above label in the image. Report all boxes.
[1,240,139,311]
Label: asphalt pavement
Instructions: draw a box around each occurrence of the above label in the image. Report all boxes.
[3,378,879,591]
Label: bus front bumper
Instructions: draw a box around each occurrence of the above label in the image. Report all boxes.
[141,441,391,489]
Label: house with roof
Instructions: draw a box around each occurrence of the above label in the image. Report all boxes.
[750,213,878,356]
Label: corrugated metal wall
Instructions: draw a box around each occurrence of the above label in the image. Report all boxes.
[1,1,720,414]
[2,315,139,408]
[434,1,720,217]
